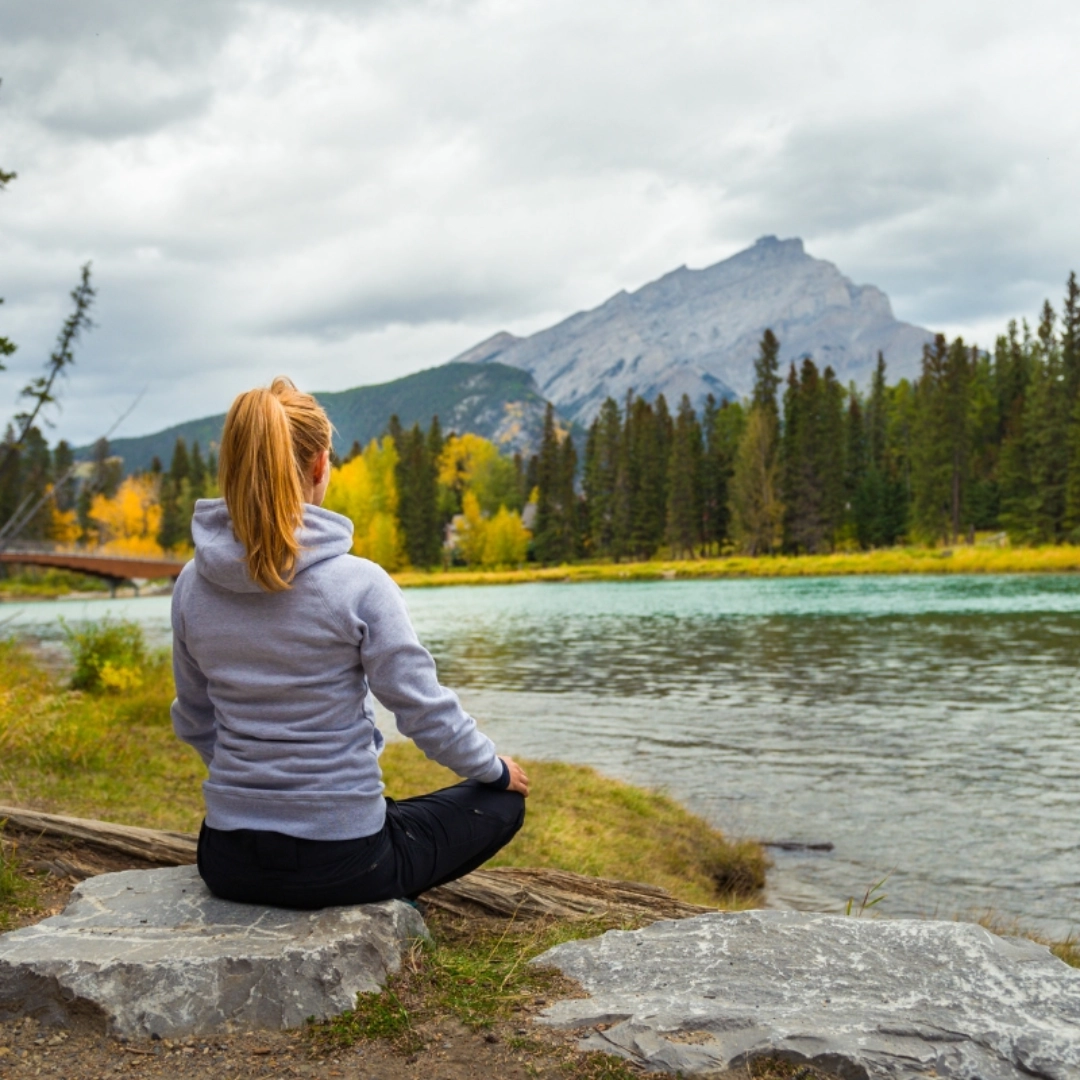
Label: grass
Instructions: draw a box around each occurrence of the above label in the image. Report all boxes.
[394,542,1080,588]
[310,910,648,1079]
[0,636,763,909]
[978,913,1080,969]
[0,567,108,599]
[382,743,765,903]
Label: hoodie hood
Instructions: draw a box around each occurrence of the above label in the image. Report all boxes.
[192,498,355,593]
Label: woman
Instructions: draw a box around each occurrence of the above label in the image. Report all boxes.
[171,376,528,909]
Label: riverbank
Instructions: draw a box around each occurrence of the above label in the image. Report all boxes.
[395,543,1080,587]
[0,636,765,929]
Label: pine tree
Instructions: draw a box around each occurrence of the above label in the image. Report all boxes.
[190,441,207,499]
[1022,303,1069,540]
[781,362,815,551]
[753,329,781,416]
[911,335,971,542]
[532,404,563,564]
[393,422,441,568]
[52,439,76,512]
[584,397,621,557]
[729,405,782,555]
[666,394,703,557]
[626,397,665,558]
[170,438,191,487]
[1062,271,1080,406]
[558,431,579,560]
[702,399,744,551]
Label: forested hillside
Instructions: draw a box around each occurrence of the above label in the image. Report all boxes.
[81,362,549,474]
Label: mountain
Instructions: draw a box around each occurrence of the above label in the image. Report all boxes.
[452,236,934,425]
[95,362,549,474]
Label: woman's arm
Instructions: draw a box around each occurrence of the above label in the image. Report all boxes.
[351,565,506,784]
[170,573,218,766]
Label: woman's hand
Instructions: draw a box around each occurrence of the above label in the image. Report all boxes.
[500,755,530,797]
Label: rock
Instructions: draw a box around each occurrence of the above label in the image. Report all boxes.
[535,910,1080,1079]
[0,865,426,1038]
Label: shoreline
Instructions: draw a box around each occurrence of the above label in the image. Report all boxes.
[394,544,1080,587]
[3,544,1080,601]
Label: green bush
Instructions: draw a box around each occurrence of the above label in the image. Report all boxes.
[62,618,148,693]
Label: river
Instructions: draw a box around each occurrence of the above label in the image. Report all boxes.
[5,573,1079,938]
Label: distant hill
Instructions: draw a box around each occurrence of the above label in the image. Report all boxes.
[92,362,550,474]
[453,236,935,426]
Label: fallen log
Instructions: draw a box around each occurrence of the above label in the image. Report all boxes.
[0,804,712,924]
[0,804,197,866]
[423,866,713,922]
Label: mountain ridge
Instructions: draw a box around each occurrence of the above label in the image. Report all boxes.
[91,362,549,474]
[452,236,933,425]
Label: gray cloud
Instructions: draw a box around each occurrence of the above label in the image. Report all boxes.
[1,0,1077,444]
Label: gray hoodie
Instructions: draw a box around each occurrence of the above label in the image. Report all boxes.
[171,498,504,841]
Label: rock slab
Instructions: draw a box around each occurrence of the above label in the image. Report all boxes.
[535,910,1080,1080]
[0,866,426,1038]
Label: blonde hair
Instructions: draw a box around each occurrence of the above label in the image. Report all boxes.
[218,376,333,592]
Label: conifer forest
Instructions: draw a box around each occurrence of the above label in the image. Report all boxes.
[2,273,1079,568]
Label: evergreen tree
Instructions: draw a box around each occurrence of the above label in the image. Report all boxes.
[702,398,744,551]
[753,329,782,416]
[558,430,579,560]
[190,441,207,498]
[1022,304,1069,540]
[666,394,703,557]
[729,405,782,555]
[532,404,564,563]
[170,437,191,486]
[844,390,868,543]
[584,397,621,557]
[17,427,53,540]
[53,439,76,512]
[625,396,666,558]
[1062,272,1080,406]
[394,421,441,568]
[911,335,971,542]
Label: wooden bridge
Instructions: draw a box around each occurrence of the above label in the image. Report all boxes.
[0,549,187,593]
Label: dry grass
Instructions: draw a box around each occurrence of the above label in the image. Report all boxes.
[977,913,1080,969]
[382,743,765,905]
[0,639,763,910]
[394,543,1080,588]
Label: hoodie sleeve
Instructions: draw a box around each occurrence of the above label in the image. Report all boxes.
[170,570,218,767]
[352,564,504,784]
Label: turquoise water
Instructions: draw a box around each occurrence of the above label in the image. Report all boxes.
[6,574,1080,937]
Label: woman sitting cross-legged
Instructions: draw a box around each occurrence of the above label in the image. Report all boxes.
[171,376,528,909]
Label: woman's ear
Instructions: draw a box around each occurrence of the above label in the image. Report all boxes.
[314,449,330,485]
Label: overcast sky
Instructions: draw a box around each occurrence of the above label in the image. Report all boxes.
[1,0,1077,445]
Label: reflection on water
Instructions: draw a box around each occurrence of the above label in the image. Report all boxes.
[400,576,1080,937]
[5,575,1079,936]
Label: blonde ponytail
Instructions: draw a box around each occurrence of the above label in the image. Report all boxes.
[218,377,333,592]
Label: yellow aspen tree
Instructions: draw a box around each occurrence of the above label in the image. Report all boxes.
[482,506,530,567]
[457,490,488,567]
[323,438,405,570]
[89,475,164,557]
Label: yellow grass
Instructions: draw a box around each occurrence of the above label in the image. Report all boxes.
[393,543,1080,588]
[0,641,763,908]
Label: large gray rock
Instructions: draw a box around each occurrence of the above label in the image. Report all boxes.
[0,865,426,1038]
[535,910,1080,1079]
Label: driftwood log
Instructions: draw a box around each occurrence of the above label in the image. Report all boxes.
[0,804,711,924]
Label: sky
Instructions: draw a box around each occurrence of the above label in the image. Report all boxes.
[1,0,1078,445]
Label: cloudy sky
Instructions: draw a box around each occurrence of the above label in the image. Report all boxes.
[1,0,1077,444]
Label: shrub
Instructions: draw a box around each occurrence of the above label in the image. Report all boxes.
[63,618,148,693]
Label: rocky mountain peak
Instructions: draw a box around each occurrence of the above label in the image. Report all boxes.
[453,238,932,426]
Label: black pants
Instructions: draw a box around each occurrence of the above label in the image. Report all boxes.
[196,780,526,910]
